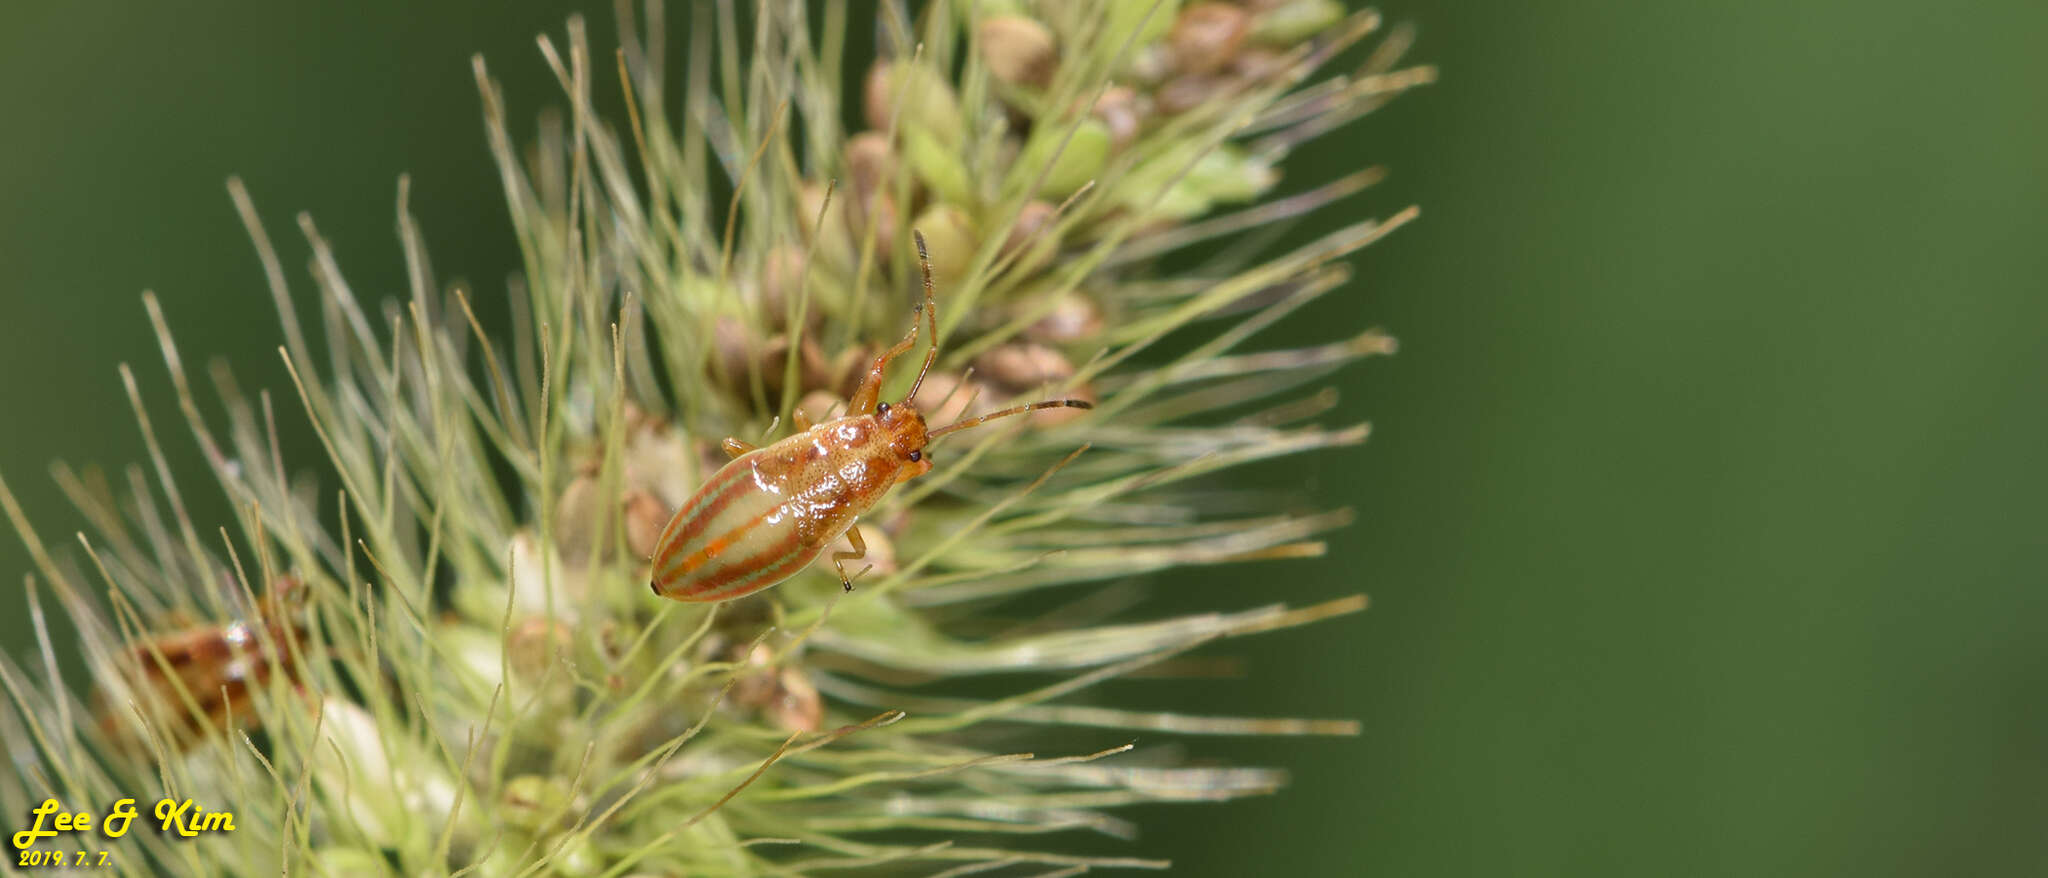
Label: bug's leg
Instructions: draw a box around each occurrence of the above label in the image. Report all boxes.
[830,525,872,592]
[846,317,922,415]
[848,231,944,414]
[721,438,757,460]
[792,407,814,431]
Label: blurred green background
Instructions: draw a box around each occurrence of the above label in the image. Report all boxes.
[6,1,2046,874]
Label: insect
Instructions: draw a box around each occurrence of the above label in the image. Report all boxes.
[95,577,308,748]
[648,231,1092,603]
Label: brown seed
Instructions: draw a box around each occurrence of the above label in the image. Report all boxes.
[1025,291,1105,343]
[712,315,764,395]
[825,343,876,399]
[757,332,835,398]
[507,617,572,681]
[755,245,817,330]
[1231,46,1289,82]
[1091,86,1144,151]
[1009,199,1059,241]
[844,132,896,196]
[726,645,824,734]
[844,187,898,251]
[728,650,779,712]
[553,475,603,564]
[976,343,1094,427]
[767,668,823,733]
[796,389,847,425]
[863,61,897,133]
[977,16,1058,88]
[597,620,626,660]
[863,61,965,144]
[799,335,843,396]
[910,370,990,425]
[796,181,840,244]
[620,401,663,436]
[976,342,1077,391]
[623,490,667,560]
[621,414,699,509]
[692,632,733,667]
[795,181,860,271]
[1128,44,1175,84]
[1171,3,1252,75]
[1156,72,1226,115]
[1001,200,1062,275]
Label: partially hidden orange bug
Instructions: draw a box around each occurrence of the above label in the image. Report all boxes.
[648,231,1092,603]
[95,577,308,748]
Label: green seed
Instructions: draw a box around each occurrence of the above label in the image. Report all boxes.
[1104,0,1182,54]
[1008,118,1112,199]
[911,203,980,286]
[1253,0,1347,45]
[905,127,976,206]
[503,774,572,831]
[1188,142,1276,203]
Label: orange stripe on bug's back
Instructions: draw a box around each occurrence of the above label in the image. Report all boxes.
[652,464,733,555]
[675,499,794,581]
[698,553,808,602]
[667,493,811,593]
[678,516,806,598]
[691,532,814,601]
[663,496,779,587]
[653,466,758,582]
[680,530,746,574]
[675,465,754,545]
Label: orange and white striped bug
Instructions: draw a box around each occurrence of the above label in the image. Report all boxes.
[648,231,1092,603]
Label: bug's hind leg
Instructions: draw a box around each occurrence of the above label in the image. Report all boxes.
[830,524,873,592]
[721,438,757,460]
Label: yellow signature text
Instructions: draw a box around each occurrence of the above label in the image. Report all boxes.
[12,796,231,849]
[153,799,235,837]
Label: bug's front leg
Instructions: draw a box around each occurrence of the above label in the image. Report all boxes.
[846,317,922,415]
[847,230,943,414]
[830,524,872,592]
[721,438,757,460]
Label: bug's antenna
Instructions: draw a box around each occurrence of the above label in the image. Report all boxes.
[904,230,941,404]
[927,399,1093,439]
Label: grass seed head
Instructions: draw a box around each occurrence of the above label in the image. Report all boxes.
[0,2,1431,874]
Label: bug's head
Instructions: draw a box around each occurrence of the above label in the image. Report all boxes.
[875,401,934,479]
[875,230,1090,478]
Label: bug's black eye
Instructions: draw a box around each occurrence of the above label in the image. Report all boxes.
[876,402,891,416]
[907,450,921,462]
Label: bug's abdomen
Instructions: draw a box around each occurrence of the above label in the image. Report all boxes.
[658,534,825,603]
[648,450,829,602]
[647,420,906,603]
